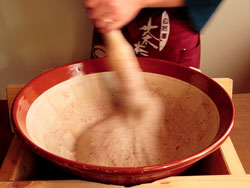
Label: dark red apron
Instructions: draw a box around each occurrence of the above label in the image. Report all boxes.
[91,8,201,69]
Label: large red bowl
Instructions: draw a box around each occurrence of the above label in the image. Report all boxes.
[12,57,234,185]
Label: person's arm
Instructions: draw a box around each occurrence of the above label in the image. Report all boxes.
[84,0,186,33]
[84,0,222,33]
[142,0,185,7]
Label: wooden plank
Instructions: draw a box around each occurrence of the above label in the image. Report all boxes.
[220,137,246,175]
[213,78,233,98]
[213,78,246,175]
[0,135,38,181]
[135,175,250,188]
[6,85,25,132]
[231,93,250,173]
[1,175,250,188]
[0,180,122,188]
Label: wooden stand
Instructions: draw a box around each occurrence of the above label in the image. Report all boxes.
[0,79,249,187]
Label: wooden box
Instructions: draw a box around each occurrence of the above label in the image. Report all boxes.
[0,79,249,187]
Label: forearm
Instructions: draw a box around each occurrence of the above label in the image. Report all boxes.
[83,0,187,32]
[141,0,186,8]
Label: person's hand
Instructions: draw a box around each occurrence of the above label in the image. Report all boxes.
[83,0,144,33]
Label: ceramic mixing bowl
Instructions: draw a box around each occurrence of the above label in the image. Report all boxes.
[12,57,234,185]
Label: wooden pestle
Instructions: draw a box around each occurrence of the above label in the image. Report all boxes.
[103,30,144,93]
[103,30,149,114]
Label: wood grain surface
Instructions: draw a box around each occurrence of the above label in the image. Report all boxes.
[1,175,250,188]
[231,93,250,173]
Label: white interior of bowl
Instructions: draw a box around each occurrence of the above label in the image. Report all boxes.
[26,72,220,165]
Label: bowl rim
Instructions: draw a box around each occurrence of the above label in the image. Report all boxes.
[11,57,235,175]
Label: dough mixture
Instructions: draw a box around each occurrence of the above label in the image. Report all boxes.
[26,72,220,167]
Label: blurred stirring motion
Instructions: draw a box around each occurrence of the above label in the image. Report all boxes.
[74,30,166,167]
